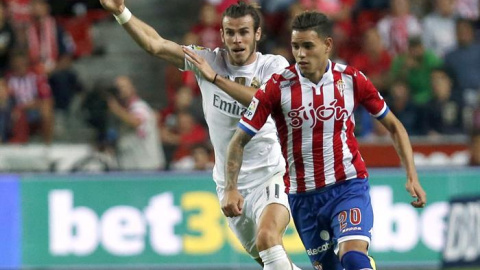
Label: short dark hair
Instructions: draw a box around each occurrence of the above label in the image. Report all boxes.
[291,11,333,38]
[222,1,262,32]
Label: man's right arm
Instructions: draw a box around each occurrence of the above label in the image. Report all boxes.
[100,0,185,69]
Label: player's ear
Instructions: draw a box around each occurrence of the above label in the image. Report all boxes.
[220,28,225,44]
[255,27,261,42]
[325,37,333,54]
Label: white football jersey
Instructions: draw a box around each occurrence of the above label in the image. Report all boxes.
[184,46,289,189]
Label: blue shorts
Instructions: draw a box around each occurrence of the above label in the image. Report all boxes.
[288,178,373,270]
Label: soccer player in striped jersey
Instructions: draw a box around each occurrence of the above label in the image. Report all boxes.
[225,11,427,270]
[100,0,301,269]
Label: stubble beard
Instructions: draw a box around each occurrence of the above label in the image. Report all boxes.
[228,41,257,66]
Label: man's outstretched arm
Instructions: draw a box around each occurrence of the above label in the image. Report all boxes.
[100,0,185,68]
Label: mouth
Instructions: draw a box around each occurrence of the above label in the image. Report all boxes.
[298,61,308,68]
[232,48,245,55]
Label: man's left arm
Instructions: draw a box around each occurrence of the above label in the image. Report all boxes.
[379,111,427,208]
[357,68,427,209]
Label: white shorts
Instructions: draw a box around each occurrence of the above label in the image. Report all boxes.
[216,172,291,259]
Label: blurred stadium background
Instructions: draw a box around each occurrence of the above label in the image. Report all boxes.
[1,0,480,269]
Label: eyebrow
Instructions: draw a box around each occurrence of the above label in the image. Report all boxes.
[291,41,315,46]
[224,27,250,31]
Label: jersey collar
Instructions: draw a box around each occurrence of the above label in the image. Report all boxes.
[295,59,333,87]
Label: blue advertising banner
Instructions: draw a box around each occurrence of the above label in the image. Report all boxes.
[0,174,21,268]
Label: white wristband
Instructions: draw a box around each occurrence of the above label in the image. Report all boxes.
[113,7,132,25]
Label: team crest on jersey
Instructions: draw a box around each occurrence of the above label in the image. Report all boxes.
[250,77,261,88]
[187,45,209,51]
[336,79,345,96]
[244,97,259,120]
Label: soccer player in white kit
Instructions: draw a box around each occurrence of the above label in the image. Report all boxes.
[99,1,301,269]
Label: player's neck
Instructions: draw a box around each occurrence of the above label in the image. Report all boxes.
[243,51,258,66]
[306,60,329,84]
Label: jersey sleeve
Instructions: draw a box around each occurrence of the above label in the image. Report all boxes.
[239,78,279,136]
[355,70,389,120]
[182,45,214,73]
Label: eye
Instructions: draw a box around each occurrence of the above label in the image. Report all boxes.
[292,44,299,50]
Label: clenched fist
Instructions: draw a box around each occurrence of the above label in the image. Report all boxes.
[99,0,125,15]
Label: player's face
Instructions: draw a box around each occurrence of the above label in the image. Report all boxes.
[291,30,332,83]
[221,15,261,66]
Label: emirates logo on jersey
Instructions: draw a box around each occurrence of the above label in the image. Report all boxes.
[287,99,349,128]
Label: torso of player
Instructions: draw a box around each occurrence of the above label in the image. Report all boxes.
[184,47,288,189]
[278,63,364,192]
[277,62,384,193]
[241,61,390,193]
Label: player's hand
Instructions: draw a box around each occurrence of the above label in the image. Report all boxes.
[183,47,217,83]
[406,179,427,208]
[221,189,244,217]
[99,0,125,15]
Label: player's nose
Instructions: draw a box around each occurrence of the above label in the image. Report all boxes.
[233,34,242,43]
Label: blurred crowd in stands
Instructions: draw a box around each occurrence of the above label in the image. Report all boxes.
[0,0,480,170]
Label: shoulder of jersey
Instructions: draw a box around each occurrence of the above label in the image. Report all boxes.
[263,53,288,61]
[280,65,298,80]
[266,65,298,88]
[334,62,368,80]
[258,53,289,67]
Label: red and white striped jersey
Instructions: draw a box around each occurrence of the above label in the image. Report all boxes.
[6,71,51,106]
[239,60,389,194]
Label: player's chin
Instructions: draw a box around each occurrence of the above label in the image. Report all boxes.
[232,57,247,66]
[299,68,312,76]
